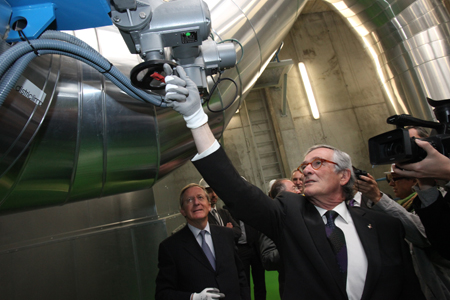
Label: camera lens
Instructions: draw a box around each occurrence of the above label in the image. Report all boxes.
[384,142,404,157]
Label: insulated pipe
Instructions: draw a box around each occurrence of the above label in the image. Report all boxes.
[323,0,450,121]
[0,0,303,212]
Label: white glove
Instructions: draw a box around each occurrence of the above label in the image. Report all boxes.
[164,64,208,129]
[191,287,225,300]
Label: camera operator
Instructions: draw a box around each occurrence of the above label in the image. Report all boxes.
[357,127,450,299]
[355,170,450,300]
[392,117,450,259]
[393,138,450,181]
[391,139,450,263]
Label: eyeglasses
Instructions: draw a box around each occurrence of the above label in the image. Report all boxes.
[184,194,207,205]
[297,158,339,173]
[385,176,411,183]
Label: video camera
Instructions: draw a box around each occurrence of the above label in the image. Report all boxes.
[353,167,368,180]
[368,98,450,165]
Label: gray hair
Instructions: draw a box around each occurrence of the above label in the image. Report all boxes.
[291,168,301,180]
[304,144,355,200]
[179,183,210,208]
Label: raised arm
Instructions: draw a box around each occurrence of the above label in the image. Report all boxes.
[163,64,284,240]
[164,64,215,153]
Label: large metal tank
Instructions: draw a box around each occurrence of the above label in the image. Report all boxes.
[2,0,450,299]
[0,0,303,212]
[0,1,303,299]
[324,0,450,120]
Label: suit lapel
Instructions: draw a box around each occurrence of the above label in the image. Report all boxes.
[179,226,215,271]
[208,212,219,226]
[304,201,347,297]
[349,208,382,300]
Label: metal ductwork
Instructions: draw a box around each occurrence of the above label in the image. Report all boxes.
[0,0,303,213]
[324,0,450,121]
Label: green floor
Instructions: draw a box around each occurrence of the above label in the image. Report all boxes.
[250,270,281,300]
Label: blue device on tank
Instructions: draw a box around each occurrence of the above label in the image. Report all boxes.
[6,0,112,42]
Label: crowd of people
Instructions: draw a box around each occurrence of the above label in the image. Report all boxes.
[154,64,450,300]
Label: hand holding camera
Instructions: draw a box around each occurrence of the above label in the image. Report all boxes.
[355,173,382,204]
[393,139,450,182]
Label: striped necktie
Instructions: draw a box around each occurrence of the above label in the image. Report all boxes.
[212,208,223,226]
[199,230,216,270]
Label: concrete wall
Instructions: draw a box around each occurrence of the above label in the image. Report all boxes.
[223,11,395,192]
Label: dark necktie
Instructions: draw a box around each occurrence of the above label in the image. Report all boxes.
[212,209,223,226]
[199,230,216,270]
[324,210,348,281]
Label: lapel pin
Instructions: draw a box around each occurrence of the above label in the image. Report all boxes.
[368,224,372,229]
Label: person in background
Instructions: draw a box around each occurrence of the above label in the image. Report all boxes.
[155,183,250,300]
[291,169,304,193]
[260,178,300,297]
[233,214,266,300]
[393,138,450,260]
[356,166,450,299]
[199,178,242,241]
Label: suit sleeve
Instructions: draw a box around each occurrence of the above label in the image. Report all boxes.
[155,242,192,300]
[259,233,281,271]
[395,220,426,299]
[193,146,285,240]
[370,193,429,247]
[221,208,242,240]
[414,188,450,260]
[234,245,251,300]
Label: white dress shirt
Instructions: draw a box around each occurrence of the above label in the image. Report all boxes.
[315,201,368,300]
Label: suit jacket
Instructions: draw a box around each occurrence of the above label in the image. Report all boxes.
[208,207,242,241]
[155,223,250,300]
[414,189,450,260]
[193,146,425,300]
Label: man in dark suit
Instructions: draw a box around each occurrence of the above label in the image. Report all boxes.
[163,64,425,300]
[233,217,266,300]
[199,178,242,241]
[155,183,250,300]
[201,178,265,299]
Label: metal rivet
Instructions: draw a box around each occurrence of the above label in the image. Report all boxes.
[139,12,146,19]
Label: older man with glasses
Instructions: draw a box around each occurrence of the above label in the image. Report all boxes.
[163,64,424,300]
[155,183,250,300]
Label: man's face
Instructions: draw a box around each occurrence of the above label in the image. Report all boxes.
[408,128,420,138]
[283,180,300,194]
[206,187,218,207]
[180,186,211,222]
[291,171,304,191]
[302,148,347,199]
[388,174,416,199]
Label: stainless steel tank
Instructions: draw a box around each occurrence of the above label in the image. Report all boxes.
[0,0,303,213]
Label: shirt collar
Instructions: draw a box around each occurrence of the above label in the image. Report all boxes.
[187,222,211,237]
[353,191,362,205]
[315,201,350,224]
